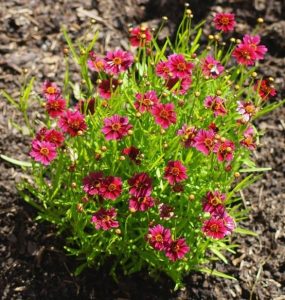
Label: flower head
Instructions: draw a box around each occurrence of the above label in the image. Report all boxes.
[214,13,235,32]
[165,238,190,261]
[203,191,226,214]
[58,110,87,136]
[129,196,155,212]
[42,81,61,101]
[165,76,192,95]
[87,51,106,72]
[128,172,152,197]
[213,139,235,162]
[168,54,194,78]
[155,61,171,79]
[240,126,256,150]
[232,44,257,66]
[134,90,159,113]
[44,129,64,148]
[146,224,171,251]
[151,103,177,129]
[202,217,228,239]
[83,172,104,196]
[122,146,141,165]
[104,49,134,75]
[255,79,277,100]
[204,96,227,117]
[158,203,174,220]
[98,78,119,100]
[242,35,267,60]
[30,140,57,165]
[102,115,132,140]
[129,26,152,47]
[202,55,224,78]
[164,160,188,185]
[237,101,256,122]
[46,98,66,118]
[177,125,197,148]
[99,176,122,200]
[91,207,119,230]
[194,129,216,155]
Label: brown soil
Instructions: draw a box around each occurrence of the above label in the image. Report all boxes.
[0,0,284,299]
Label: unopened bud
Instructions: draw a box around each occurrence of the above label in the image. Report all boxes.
[234,172,240,178]
[101,146,107,152]
[115,229,121,235]
[230,38,236,43]
[77,203,84,212]
[206,46,211,51]
[119,155,125,161]
[234,84,240,90]
[208,35,214,40]
[189,194,195,201]
[71,182,77,189]
[77,130,83,136]
[162,16,168,21]
[194,91,200,97]
[136,112,142,118]
[257,17,264,24]
[63,48,69,55]
[251,72,258,78]
[216,90,222,96]
[128,129,133,135]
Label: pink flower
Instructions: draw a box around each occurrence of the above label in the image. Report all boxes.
[44,129,64,148]
[83,171,104,196]
[134,90,159,113]
[155,61,171,79]
[129,26,152,47]
[98,78,119,100]
[204,96,227,117]
[202,217,228,239]
[213,139,235,162]
[240,126,256,150]
[168,54,194,78]
[232,44,257,66]
[87,51,106,72]
[255,79,277,100]
[203,191,226,214]
[165,76,192,95]
[104,49,134,75]
[194,129,216,155]
[58,110,87,136]
[242,35,267,60]
[30,140,57,165]
[237,101,256,122]
[101,115,132,141]
[214,13,235,32]
[91,207,119,231]
[122,146,141,165]
[165,238,190,261]
[146,224,171,251]
[129,196,155,212]
[158,203,174,220]
[177,125,197,148]
[202,55,224,78]
[164,160,187,185]
[42,81,61,101]
[151,103,177,129]
[128,172,152,197]
[46,98,66,118]
[99,176,122,200]
[211,209,236,236]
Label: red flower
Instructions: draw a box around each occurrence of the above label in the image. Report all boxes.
[203,191,226,214]
[42,81,61,101]
[83,172,104,196]
[151,103,177,129]
[134,90,159,113]
[91,207,119,231]
[232,44,256,66]
[158,203,174,220]
[242,35,267,60]
[100,176,122,200]
[202,217,228,239]
[194,129,216,155]
[129,26,152,47]
[58,110,87,137]
[255,79,277,100]
[30,140,57,165]
[128,172,152,197]
[87,51,106,72]
[155,61,171,79]
[165,76,192,95]
[214,13,235,32]
[44,129,64,148]
[240,126,256,150]
[98,78,119,100]
[102,115,132,141]
[202,55,224,78]
[213,139,235,162]
[164,160,188,185]
[146,224,171,251]
[46,98,66,118]
[165,238,190,261]
[129,196,155,212]
[168,53,194,78]
[122,146,141,165]
[204,96,227,117]
[104,49,134,75]
[177,125,197,148]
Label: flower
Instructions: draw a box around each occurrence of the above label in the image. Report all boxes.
[87,51,106,72]
[255,79,277,100]
[214,13,235,32]
[83,172,104,196]
[204,96,227,117]
[134,90,159,113]
[165,238,189,261]
[58,110,87,136]
[168,54,194,78]
[202,55,224,78]
[165,76,192,95]
[242,35,267,60]
[42,81,61,101]
[44,129,64,148]
[129,26,152,47]
[146,224,171,251]
[46,98,66,118]
[91,207,119,230]
[202,217,228,239]
[99,176,122,200]
[164,160,188,185]
[232,44,257,66]
[129,196,155,212]
[194,129,216,155]
[211,209,236,236]
[151,103,177,129]
[101,115,132,140]
[155,61,171,79]
[177,125,197,148]
[30,140,57,165]
[240,126,256,150]
[122,146,141,165]
[213,139,235,162]
[203,191,226,214]
[104,49,134,75]
[158,203,174,220]
[237,101,256,122]
[98,78,119,100]
[128,172,152,197]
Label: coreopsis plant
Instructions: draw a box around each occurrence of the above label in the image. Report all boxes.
[2,7,284,288]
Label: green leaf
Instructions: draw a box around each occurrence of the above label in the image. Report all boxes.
[199,267,236,280]
[1,90,19,108]
[239,167,271,173]
[210,247,228,264]
[234,227,258,236]
[0,154,32,167]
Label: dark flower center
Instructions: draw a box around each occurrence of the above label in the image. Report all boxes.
[210,224,220,232]
[160,110,169,119]
[177,62,186,71]
[171,167,180,176]
[108,184,116,191]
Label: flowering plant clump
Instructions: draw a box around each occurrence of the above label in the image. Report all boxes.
[3,7,284,288]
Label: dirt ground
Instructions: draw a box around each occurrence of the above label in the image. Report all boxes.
[0,0,284,299]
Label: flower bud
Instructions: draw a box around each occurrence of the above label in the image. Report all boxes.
[115,229,121,235]
[257,17,264,24]
[194,91,200,97]
[216,90,222,96]
[189,194,195,201]
[119,155,126,161]
[77,203,84,213]
[71,182,77,189]
[206,46,211,51]
[101,146,107,152]
[136,112,142,118]
[234,172,240,178]
[230,38,236,43]
[208,35,214,40]
[251,72,258,78]
[162,16,168,21]
[63,48,69,55]
[128,129,133,135]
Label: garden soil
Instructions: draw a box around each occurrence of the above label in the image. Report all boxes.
[0,0,284,299]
